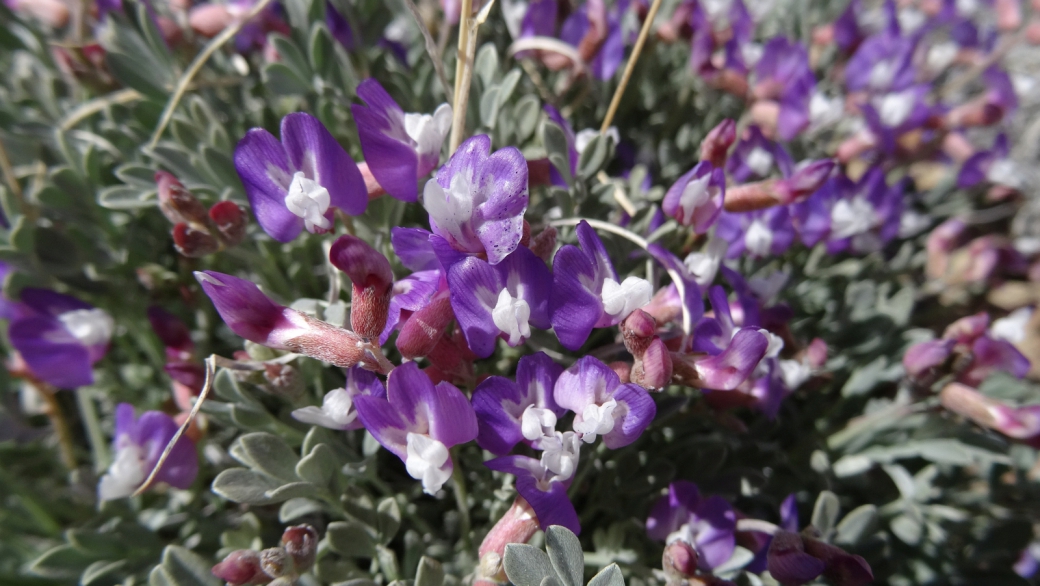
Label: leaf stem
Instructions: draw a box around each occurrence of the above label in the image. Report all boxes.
[450,448,472,551]
[76,388,111,473]
[599,0,664,133]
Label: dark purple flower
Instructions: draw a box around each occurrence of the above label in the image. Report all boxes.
[862,85,932,153]
[716,207,796,259]
[485,454,581,533]
[753,37,815,140]
[726,126,794,183]
[472,352,565,455]
[292,366,386,430]
[326,0,356,51]
[661,162,726,234]
[7,289,113,389]
[423,135,528,265]
[646,481,737,570]
[234,112,367,242]
[554,355,656,448]
[354,362,477,494]
[845,24,917,93]
[97,403,198,500]
[445,246,552,357]
[768,531,873,586]
[550,221,653,350]
[352,79,452,202]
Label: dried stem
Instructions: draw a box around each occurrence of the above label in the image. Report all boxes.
[599,0,663,133]
[401,0,454,103]
[35,382,78,470]
[147,0,278,150]
[449,0,476,153]
[59,88,143,131]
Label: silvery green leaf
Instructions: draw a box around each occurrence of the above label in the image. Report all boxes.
[496,69,522,106]
[841,356,900,397]
[234,433,301,481]
[545,525,584,586]
[97,185,155,209]
[415,556,445,586]
[213,369,254,404]
[835,504,878,546]
[211,468,281,504]
[104,45,169,99]
[198,145,240,194]
[279,497,325,522]
[541,576,563,586]
[115,163,159,187]
[28,545,94,579]
[270,33,314,80]
[326,521,377,558]
[475,44,500,89]
[890,513,923,545]
[376,545,399,581]
[158,545,220,586]
[586,564,624,586]
[503,544,555,586]
[514,96,541,142]
[150,144,205,185]
[230,403,287,434]
[149,566,173,586]
[376,497,402,544]
[810,491,840,536]
[171,118,204,148]
[265,481,320,502]
[263,62,311,96]
[309,23,337,79]
[577,134,613,179]
[297,443,337,488]
[480,86,502,129]
[9,216,34,252]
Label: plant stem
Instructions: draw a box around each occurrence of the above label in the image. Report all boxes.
[450,449,472,551]
[600,0,664,133]
[36,382,78,471]
[449,0,475,153]
[401,0,453,103]
[77,388,110,473]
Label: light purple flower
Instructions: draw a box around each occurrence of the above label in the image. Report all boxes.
[961,335,1030,387]
[793,169,903,254]
[689,0,754,78]
[503,0,558,40]
[292,366,386,430]
[560,0,632,80]
[423,135,528,265]
[234,112,367,242]
[97,403,198,500]
[845,24,917,93]
[661,162,726,234]
[958,134,1022,190]
[554,356,656,448]
[862,85,932,153]
[352,79,452,202]
[716,207,796,259]
[472,353,565,455]
[550,220,653,350]
[1015,542,1040,578]
[903,338,954,378]
[726,126,794,183]
[646,481,737,571]
[485,454,581,533]
[445,245,552,358]
[354,362,478,494]
[7,289,113,389]
[753,37,815,141]
[379,269,446,344]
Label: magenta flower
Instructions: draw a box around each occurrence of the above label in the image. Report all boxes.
[553,356,656,448]
[661,162,726,234]
[234,112,367,242]
[646,481,737,570]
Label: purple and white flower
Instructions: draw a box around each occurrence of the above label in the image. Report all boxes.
[6,288,113,389]
[234,112,367,242]
[98,403,198,500]
[485,453,581,534]
[661,162,726,233]
[352,79,452,202]
[422,135,528,265]
[550,220,653,350]
[553,356,656,448]
[862,85,932,153]
[716,206,796,259]
[845,22,917,93]
[753,37,816,140]
[354,362,478,494]
[646,481,737,571]
[726,126,794,183]
[471,352,565,455]
[292,366,386,430]
[958,134,1025,191]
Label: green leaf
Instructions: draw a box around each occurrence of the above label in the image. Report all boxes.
[82,559,128,586]
[415,556,445,586]
[479,86,502,129]
[157,545,220,586]
[586,564,623,586]
[503,544,555,586]
[577,134,613,179]
[376,545,399,581]
[211,468,282,505]
[28,545,95,579]
[280,497,325,522]
[232,432,301,481]
[265,481,320,502]
[513,96,541,142]
[296,443,338,488]
[326,521,377,558]
[9,216,34,253]
[270,33,314,81]
[376,497,401,544]
[545,526,584,586]
[890,513,923,546]
[810,491,840,537]
[263,62,311,96]
[474,44,500,89]
[496,69,522,106]
[835,504,879,546]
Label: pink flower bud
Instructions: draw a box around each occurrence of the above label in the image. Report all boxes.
[329,235,394,339]
[621,309,657,356]
[396,290,454,359]
[723,180,779,212]
[173,223,220,258]
[632,337,673,391]
[610,361,632,383]
[750,100,780,137]
[944,98,1002,129]
[189,4,235,37]
[943,312,990,346]
[209,201,248,247]
[662,541,699,578]
[926,218,967,279]
[774,160,835,205]
[996,0,1022,31]
[699,119,737,168]
[477,497,540,584]
[157,171,209,226]
[281,525,318,572]
[426,335,474,385]
[903,339,954,379]
[212,550,269,586]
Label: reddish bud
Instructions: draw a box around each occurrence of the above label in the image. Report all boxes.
[209,201,248,247]
[397,290,454,359]
[426,335,475,385]
[157,171,210,226]
[609,361,632,383]
[621,310,657,356]
[723,180,779,212]
[774,160,835,204]
[527,158,553,187]
[263,363,305,400]
[281,525,318,572]
[529,226,558,263]
[189,4,235,37]
[259,548,290,579]
[663,541,699,579]
[699,119,737,168]
[943,312,990,346]
[212,550,269,586]
[330,235,394,339]
[172,223,220,258]
[632,337,673,391]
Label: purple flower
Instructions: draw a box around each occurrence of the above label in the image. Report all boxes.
[6,289,113,389]
[689,0,754,78]
[352,79,452,203]
[862,85,932,153]
[234,112,367,242]
[726,126,794,183]
[845,24,917,93]
[354,362,477,494]
[716,207,796,259]
[958,134,1024,190]
[554,356,656,448]
[661,162,726,233]
[97,403,198,500]
[793,169,903,254]
[445,246,552,358]
[646,481,737,570]
[472,352,565,455]
[380,269,446,344]
[753,37,815,140]
[550,221,653,350]
[560,0,632,80]
[292,366,386,430]
[423,135,528,265]
[1016,542,1040,578]
[485,454,581,533]
[961,335,1030,387]
[325,0,356,51]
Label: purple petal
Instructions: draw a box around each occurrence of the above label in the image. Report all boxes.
[354,395,410,459]
[554,355,620,414]
[353,79,421,202]
[495,245,553,329]
[549,245,603,350]
[18,288,93,317]
[194,271,292,346]
[9,315,94,389]
[234,128,301,242]
[516,352,565,414]
[137,410,197,489]
[475,146,529,264]
[767,532,825,586]
[392,227,440,271]
[575,220,618,283]
[380,270,443,344]
[647,481,701,541]
[780,493,799,532]
[693,496,737,570]
[281,112,367,215]
[472,376,526,455]
[326,0,356,51]
[426,380,479,447]
[693,328,769,390]
[486,455,580,534]
[446,256,504,358]
[602,383,656,449]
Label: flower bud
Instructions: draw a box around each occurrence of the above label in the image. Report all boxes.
[903,339,954,379]
[609,361,632,383]
[212,550,269,586]
[173,223,220,258]
[209,201,248,247]
[157,171,210,226]
[773,160,835,205]
[259,548,291,579]
[529,226,558,263]
[699,119,737,168]
[281,524,318,572]
[632,337,673,391]
[330,235,394,340]
[477,497,540,583]
[396,290,454,359]
[264,363,305,400]
[662,540,699,579]
[674,329,768,391]
[942,312,990,346]
[621,309,657,356]
[926,218,967,279]
[189,3,235,37]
